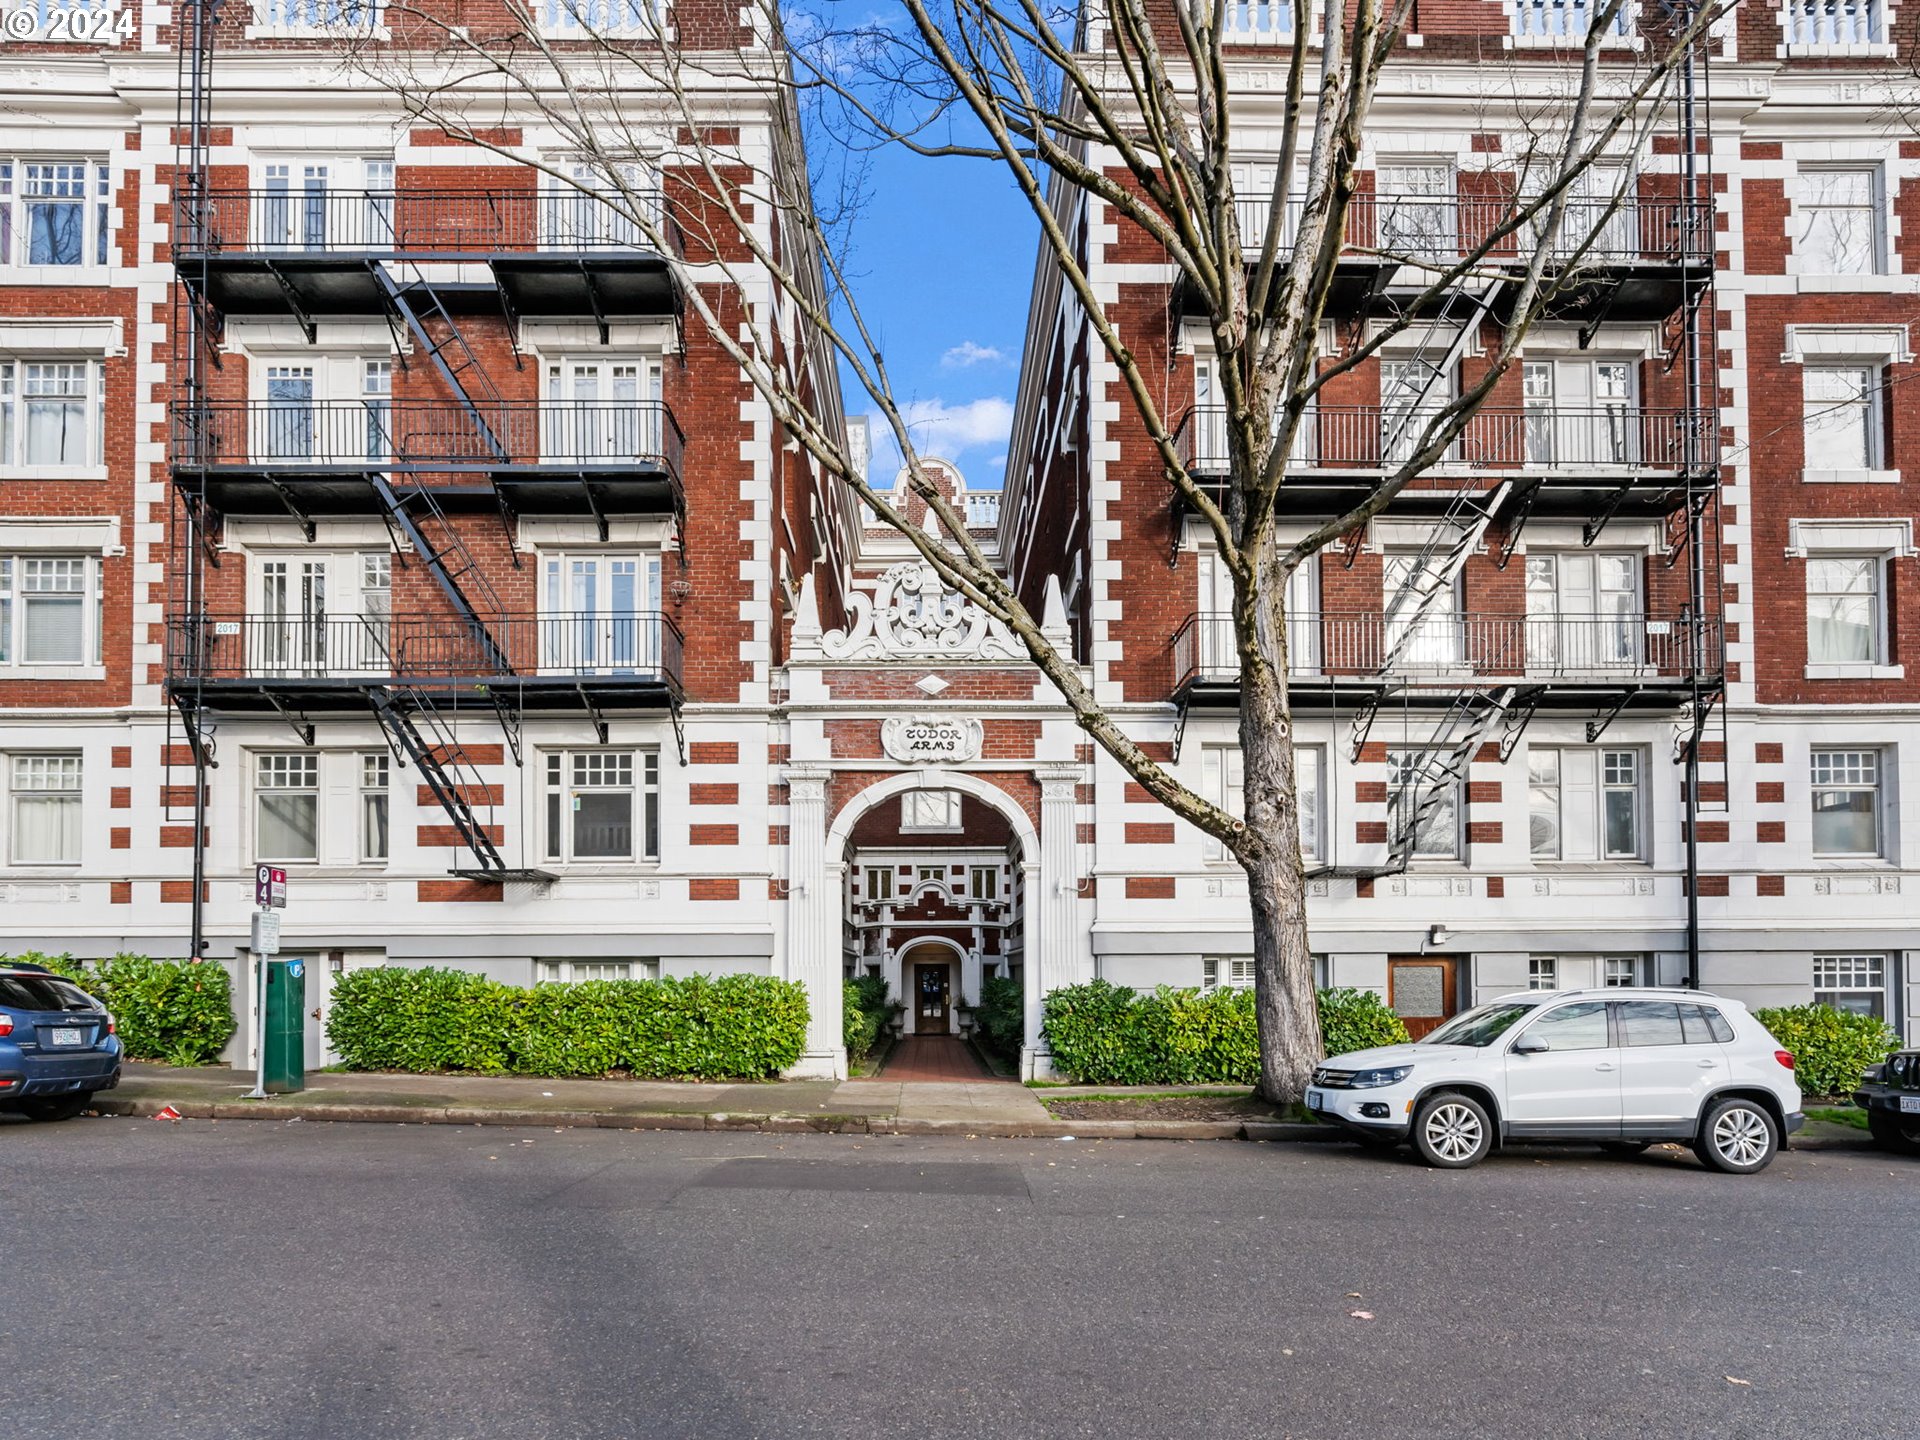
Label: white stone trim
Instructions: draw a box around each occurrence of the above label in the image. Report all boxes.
[1784,518,1916,558]
[1780,324,1912,363]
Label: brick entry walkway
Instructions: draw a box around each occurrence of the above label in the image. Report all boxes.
[867,1035,997,1082]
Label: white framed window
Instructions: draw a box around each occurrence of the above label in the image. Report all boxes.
[1524,551,1642,672]
[1376,163,1455,256]
[970,866,999,902]
[863,865,894,903]
[1806,556,1883,666]
[8,753,81,865]
[1794,168,1881,275]
[1813,954,1888,1018]
[1387,749,1462,860]
[544,749,658,863]
[0,359,107,470]
[251,550,392,676]
[539,551,663,675]
[1604,955,1641,987]
[0,161,110,268]
[359,751,389,864]
[1803,366,1882,471]
[1199,743,1322,863]
[901,790,962,834]
[252,157,395,247]
[539,158,659,243]
[1809,748,1883,857]
[1202,957,1256,993]
[1528,957,1559,991]
[0,555,101,668]
[536,959,656,984]
[1528,747,1645,861]
[255,752,320,863]
[1524,359,1636,467]
[1380,358,1454,467]
[541,355,665,461]
[1383,551,1463,669]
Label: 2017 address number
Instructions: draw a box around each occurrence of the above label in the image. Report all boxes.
[1,8,134,41]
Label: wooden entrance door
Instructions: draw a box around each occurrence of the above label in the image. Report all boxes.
[1388,956,1458,1040]
[915,962,951,1033]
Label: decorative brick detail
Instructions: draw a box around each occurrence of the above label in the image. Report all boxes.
[161,785,201,810]
[110,881,132,905]
[768,824,788,846]
[1687,875,1730,897]
[689,823,739,846]
[1125,876,1175,899]
[691,877,740,900]
[1356,878,1374,900]
[159,881,207,905]
[1757,874,1786,896]
[1486,876,1504,898]
[688,741,740,764]
[1690,820,1731,844]
[1467,781,1502,804]
[1355,781,1388,804]
[1077,822,1097,845]
[1756,821,1786,843]
[1467,822,1501,844]
[159,825,206,848]
[1756,782,1785,804]
[1356,821,1388,844]
[1755,743,1784,765]
[1122,781,1154,804]
[109,786,130,809]
[110,746,132,768]
[417,824,505,847]
[417,879,503,903]
[1124,822,1175,845]
[417,784,503,807]
[109,827,130,849]
[689,782,740,805]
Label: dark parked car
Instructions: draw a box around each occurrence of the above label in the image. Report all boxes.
[1853,1051,1920,1155]
[0,965,122,1122]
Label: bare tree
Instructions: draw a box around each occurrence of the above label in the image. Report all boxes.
[347,0,1725,1101]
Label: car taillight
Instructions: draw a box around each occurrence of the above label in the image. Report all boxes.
[0,1014,12,1036]
[106,1018,116,1035]
[1775,1049,1796,1071]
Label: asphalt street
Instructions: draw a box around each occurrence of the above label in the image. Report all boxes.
[0,1116,1912,1440]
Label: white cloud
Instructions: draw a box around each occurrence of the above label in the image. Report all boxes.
[940,341,1007,369]
[859,396,1014,483]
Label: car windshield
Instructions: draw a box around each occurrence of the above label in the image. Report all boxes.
[0,974,94,1012]
[1422,1003,1538,1048]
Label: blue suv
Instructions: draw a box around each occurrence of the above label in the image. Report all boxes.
[0,963,122,1122]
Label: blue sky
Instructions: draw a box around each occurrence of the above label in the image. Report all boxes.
[826,129,1035,492]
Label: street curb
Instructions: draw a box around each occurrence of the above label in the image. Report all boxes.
[96,1096,1876,1151]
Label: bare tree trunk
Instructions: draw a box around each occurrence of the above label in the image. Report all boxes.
[1238,581,1322,1105]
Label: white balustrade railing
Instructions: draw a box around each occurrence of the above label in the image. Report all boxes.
[1783,0,1883,43]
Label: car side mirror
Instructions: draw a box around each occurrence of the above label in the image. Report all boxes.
[1511,1034,1549,1056]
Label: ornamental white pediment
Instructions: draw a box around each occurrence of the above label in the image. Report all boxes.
[820,562,1023,663]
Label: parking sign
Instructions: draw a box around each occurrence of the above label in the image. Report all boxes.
[254,864,288,909]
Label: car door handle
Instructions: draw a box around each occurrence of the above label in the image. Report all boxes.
[1698,1058,1719,1068]
[1594,1063,1616,1072]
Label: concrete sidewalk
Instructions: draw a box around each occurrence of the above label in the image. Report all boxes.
[88,1065,1875,1148]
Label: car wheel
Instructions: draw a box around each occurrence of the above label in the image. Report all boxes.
[1412,1092,1492,1169]
[1867,1112,1920,1156]
[1599,1140,1653,1156]
[21,1093,90,1123]
[1694,1098,1778,1174]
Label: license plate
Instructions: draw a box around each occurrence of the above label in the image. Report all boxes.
[1901,1096,1920,1114]
[49,1028,83,1046]
[1305,1088,1327,1111]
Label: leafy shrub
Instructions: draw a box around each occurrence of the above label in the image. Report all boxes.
[975,975,1025,1062]
[843,980,882,1062]
[1753,1003,1899,1098]
[9,951,235,1064]
[324,967,809,1080]
[1319,987,1411,1056]
[1041,979,1411,1085]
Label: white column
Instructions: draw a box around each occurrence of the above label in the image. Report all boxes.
[783,767,846,1079]
[1026,767,1086,1078]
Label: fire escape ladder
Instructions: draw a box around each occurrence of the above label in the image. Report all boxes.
[1376,477,1513,675]
[1385,685,1521,872]
[369,686,526,879]
[369,475,511,675]
[370,261,509,463]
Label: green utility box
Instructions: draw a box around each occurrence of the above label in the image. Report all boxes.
[262,958,307,1094]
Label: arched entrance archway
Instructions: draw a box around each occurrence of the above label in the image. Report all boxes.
[895,936,968,1036]
[784,765,1080,1079]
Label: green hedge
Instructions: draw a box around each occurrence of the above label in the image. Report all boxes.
[975,975,1025,1063]
[1754,1003,1899,1098]
[325,967,810,1080]
[14,951,234,1066]
[1041,979,1411,1086]
[843,977,895,1064]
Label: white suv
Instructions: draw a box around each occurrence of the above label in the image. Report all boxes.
[1306,988,1803,1172]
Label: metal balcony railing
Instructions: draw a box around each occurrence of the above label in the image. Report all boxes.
[1230,192,1710,266]
[1783,0,1882,43]
[168,611,684,689]
[170,399,684,479]
[1172,610,1720,690]
[174,188,677,258]
[1175,404,1715,478]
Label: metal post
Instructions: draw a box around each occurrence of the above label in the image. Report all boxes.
[246,941,268,1099]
